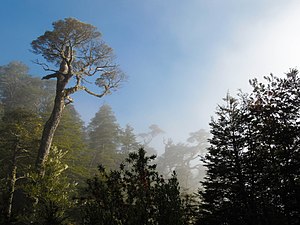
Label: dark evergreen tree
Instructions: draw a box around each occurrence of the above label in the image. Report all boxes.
[81,148,189,225]
[198,70,300,225]
[198,94,253,225]
[245,71,300,224]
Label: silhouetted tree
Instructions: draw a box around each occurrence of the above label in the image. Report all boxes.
[81,148,189,225]
[198,94,252,225]
[198,70,300,225]
[245,71,300,224]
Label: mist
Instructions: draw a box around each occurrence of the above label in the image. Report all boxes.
[62,1,300,156]
[2,1,300,223]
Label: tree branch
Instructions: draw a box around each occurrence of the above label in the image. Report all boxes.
[42,73,58,80]
[32,59,57,73]
[82,86,109,98]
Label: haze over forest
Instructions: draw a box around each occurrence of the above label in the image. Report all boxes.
[2,1,300,153]
[1,1,300,225]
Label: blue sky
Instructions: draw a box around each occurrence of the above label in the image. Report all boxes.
[1,0,300,151]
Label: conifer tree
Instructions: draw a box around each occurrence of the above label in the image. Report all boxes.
[198,70,300,225]
[87,104,121,170]
[198,94,252,225]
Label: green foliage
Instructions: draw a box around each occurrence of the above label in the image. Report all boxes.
[53,105,89,184]
[119,124,140,154]
[0,60,92,181]
[32,17,125,173]
[87,104,122,171]
[0,109,42,223]
[31,17,125,94]
[81,148,190,225]
[0,109,42,168]
[22,147,76,225]
[87,105,142,173]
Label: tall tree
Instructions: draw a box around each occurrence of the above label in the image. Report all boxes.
[198,70,300,225]
[198,94,252,225]
[245,71,300,224]
[114,124,141,166]
[0,62,53,222]
[31,18,125,172]
[0,61,89,181]
[87,104,121,170]
[157,142,205,193]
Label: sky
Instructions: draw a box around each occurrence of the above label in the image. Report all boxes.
[1,0,300,152]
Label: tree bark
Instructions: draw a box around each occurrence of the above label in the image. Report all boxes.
[6,141,18,221]
[35,73,69,174]
[7,164,16,220]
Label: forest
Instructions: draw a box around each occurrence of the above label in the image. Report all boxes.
[0,18,299,225]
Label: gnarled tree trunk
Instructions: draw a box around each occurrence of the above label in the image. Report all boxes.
[36,73,70,174]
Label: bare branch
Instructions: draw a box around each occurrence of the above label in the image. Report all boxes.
[32,59,57,73]
[16,175,26,181]
[65,96,74,105]
[42,73,58,80]
[82,86,109,98]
